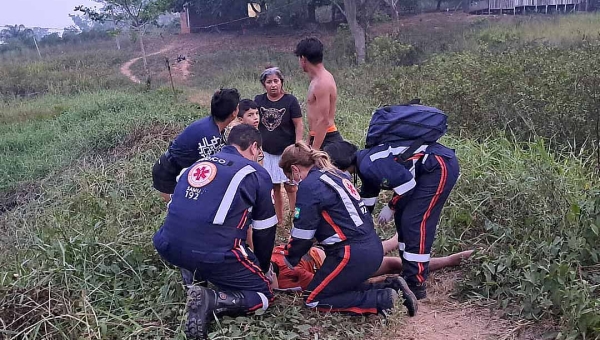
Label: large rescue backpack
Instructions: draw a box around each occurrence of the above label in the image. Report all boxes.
[365,99,448,161]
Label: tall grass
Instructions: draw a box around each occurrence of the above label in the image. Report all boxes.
[0,41,133,99]
[0,90,201,193]
[473,13,600,47]
[1,12,599,340]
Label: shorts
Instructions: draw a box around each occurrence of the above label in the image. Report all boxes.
[309,131,344,150]
[152,152,183,194]
[262,151,290,184]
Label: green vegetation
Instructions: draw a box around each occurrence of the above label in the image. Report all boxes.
[0,41,133,100]
[0,90,200,192]
[1,12,599,340]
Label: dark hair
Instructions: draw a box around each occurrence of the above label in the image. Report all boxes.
[238,99,258,118]
[323,141,358,171]
[259,67,285,87]
[227,123,262,150]
[294,37,323,64]
[211,88,240,122]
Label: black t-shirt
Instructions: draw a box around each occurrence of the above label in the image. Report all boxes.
[254,93,303,155]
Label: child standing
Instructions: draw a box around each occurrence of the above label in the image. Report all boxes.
[225,99,263,250]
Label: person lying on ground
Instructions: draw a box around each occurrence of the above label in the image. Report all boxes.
[277,141,419,318]
[152,124,278,340]
[152,88,240,203]
[269,238,473,292]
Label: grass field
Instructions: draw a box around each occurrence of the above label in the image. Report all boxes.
[1,12,599,340]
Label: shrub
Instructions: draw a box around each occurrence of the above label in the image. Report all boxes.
[437,137,600,338]
[367,35,420,66]
[372,41,600,152]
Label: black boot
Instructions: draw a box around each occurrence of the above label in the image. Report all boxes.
[376,288,399,317]
[407,281,427,300]
[184,286,247,339]
[180,268,207,289]
[380,276,418,317]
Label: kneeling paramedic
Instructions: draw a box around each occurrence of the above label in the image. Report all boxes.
[323,101,460,300]
[278,142,418,317]
[152,124,278,339]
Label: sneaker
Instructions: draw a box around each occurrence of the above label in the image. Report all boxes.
[185,286,216,340]
[407,281,427,300]
[384,276,418,317]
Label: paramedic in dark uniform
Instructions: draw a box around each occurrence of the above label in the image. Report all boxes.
[278,142,418,317]
[152,88,240,203]
[324,139,460,300]
[152,124,278,339]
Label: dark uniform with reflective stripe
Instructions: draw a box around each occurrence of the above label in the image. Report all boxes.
[152,116,226,195]
[283,168,392,315]
[357,141,460,287]
[153,146,277,312]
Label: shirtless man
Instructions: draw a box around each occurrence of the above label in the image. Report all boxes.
[295,37,343,150]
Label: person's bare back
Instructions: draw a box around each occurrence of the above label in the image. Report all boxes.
[295,37,343,150]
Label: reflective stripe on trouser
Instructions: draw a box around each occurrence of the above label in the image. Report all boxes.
[302,234,385,315]
[394,154,460,285]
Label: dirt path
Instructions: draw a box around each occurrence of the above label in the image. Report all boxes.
[389,271,550,340]
[119,46,174,84]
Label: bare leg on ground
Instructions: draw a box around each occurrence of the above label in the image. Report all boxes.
[371,250,474,277]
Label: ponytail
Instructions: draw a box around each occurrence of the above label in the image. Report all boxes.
[280,141,339,176]
[310,149,337,173]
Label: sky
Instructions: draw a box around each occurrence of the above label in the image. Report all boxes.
[0,0,99,29]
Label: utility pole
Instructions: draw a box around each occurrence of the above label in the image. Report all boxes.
[32,35,41,59]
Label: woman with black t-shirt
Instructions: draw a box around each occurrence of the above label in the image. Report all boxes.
[254,67,304,227]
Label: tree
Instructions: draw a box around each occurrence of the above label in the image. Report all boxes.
[333,0,381,64]
[70,14,95,31]
[0,24,34,45]
[70,13,124,50]
[382,0,399,21]
[76,0,171,86]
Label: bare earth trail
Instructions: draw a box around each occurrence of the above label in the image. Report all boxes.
[392,271,548,340]
[120,45,177,84]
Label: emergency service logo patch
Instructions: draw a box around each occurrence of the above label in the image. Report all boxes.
[187,162,217,188]
[342,178,361,201]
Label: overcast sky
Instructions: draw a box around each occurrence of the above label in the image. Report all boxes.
[0,0,99,29]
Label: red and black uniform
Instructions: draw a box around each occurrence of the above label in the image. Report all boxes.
[153,146,278,313]
[282,168,392,315]
[357,141,460,288]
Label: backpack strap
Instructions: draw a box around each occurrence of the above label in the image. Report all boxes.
[398,138,425,162]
